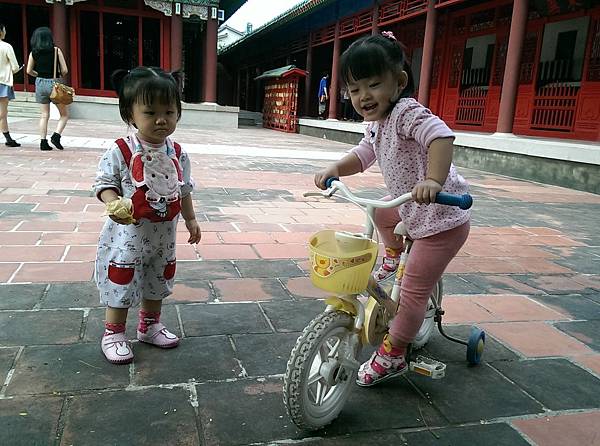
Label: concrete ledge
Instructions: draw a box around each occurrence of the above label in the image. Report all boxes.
[13,92,239,129]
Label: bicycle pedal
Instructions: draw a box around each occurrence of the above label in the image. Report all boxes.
[409,355,446,379]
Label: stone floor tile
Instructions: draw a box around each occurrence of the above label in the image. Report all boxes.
[442,274,485,294]
[180,302,272,336]
[0,310,83,346]
[0,231,41,245]
[253,243,308,259]
[175,260,238,281]
[531,294,600,321]
[219,231,275,244]
[6,343,129,396]
[0,396,63,446]
[0,245,65,262]
[0,263,19,282]
[513,411,600,446]
[195,378,300,444]
[408,362,543,424]
[458,274,547,295]
[440,296,502,324]
[232,332,299,376]
[0,284,45,310]
[42,281,101,308]
[403,423,530,446]
[493,359,600,411]
[234,259,305,278]
[167,281,212,303]
[17,221,77,232]
[133,336,241,385]
[260,299,325,332]
[519,274,598,295]
[572,354,600,376]
[13,261,94,283]
[284,277,330,299]
[61,388,199,446]
[480,321,594,357]
[554,320,600,351]
[474,294,569,322]
[0,347,19,383]
[212,278,288,302]
[236,222,286,232]
[198,243,259,260]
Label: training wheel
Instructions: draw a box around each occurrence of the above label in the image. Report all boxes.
[466,327,485,365]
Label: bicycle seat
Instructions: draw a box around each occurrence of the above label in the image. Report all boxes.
[393,222,409,237]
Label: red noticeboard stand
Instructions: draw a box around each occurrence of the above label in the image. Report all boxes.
[255,65,308,133]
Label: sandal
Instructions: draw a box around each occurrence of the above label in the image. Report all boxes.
[101,332,134,364]
[356,350,407,387]
[137,322,179,348]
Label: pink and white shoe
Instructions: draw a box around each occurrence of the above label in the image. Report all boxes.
[356,350,408,387]
[137,323,179,348]
[101,332,134,364]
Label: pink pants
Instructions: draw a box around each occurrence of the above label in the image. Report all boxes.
[373,202,470,348]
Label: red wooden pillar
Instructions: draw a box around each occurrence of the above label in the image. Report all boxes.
[372,1,380,35]
[171,14,183,71]
[328,21,341,120]
[418,0,437,107]
[203,17,218,103]
[497,0,529,133]
[52,1,70,82]
[304,39,313,116]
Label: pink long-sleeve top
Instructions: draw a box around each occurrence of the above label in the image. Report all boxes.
[351,98,470,239]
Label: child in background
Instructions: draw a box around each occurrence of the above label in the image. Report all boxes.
[314,32,470,386]
[94,66,201,364]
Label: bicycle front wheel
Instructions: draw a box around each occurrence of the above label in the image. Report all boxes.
[283,310,358,430]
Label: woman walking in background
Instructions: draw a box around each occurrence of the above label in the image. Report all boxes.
[26,27,69,151]
[0,23,22,147]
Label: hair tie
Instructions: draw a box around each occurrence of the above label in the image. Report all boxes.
[382,31,397,41]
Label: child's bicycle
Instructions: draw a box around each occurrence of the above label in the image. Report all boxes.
[283,178,485,430]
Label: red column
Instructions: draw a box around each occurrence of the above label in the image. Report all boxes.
[304,40,313,116]
[418,0,437,107]
[52,2,70,82]
[170,14,183,71]
[372,1,380,35]
[497,0,529,133]
[203,17,218,103]
[328,21,341,120]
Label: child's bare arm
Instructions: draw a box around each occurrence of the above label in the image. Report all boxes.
[413,137,454,204]
[314,153,363,189]
[181,194,201,244]
[99,189,119,204]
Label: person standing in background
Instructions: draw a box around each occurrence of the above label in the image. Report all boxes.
[26,27,70,151]
[317,73,329,119]
[0,23,22,147]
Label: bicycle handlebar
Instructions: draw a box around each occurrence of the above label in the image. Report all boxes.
[322,177,473,210]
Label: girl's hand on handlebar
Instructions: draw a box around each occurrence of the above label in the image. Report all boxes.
[314,166,340,190]
[412,179,442,204]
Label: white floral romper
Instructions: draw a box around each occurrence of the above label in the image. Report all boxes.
[94,135,194,308]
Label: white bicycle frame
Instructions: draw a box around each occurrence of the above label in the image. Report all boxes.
[306,179,414,334]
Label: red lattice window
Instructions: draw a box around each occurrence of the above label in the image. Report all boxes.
[519,32,539,84]
[588,18,600,81]
[469,8,496,33]
[448,45,464,88]
[493,36,509,85]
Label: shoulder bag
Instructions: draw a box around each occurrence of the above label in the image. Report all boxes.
[49,47,75,105]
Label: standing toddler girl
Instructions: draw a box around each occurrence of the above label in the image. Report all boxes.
[315,32,470,386]
[94,67,201,364]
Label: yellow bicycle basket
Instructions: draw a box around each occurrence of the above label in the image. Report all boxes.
[308,230,378,294]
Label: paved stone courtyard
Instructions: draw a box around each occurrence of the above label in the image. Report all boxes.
[1,118,599,445]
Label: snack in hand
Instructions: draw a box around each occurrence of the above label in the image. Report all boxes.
[105,197,136,224]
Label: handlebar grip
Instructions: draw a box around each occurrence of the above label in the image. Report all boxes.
[325,177,339,188]
[435,193,473,210]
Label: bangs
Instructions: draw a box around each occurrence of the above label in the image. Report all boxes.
[341,42,392,85]
[134,76,180,108]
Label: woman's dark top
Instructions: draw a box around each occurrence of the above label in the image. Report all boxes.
[32,47,59,78]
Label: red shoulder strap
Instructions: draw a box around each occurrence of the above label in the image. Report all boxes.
[173,141,182,158]
[115,138,132,168]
